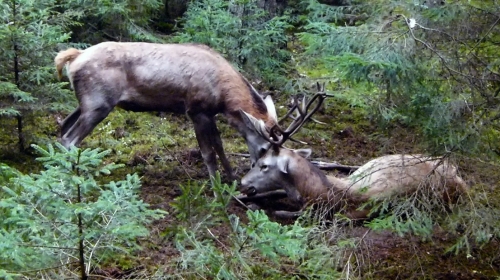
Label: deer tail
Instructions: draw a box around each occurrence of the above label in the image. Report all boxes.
[55,48,82,80]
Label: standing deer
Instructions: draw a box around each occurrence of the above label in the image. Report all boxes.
[238,90,468,219]
[54,42,278,180]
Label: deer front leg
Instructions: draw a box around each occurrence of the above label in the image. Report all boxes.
[210,119,235,181]
[189,112,220,179]
[234,189,288,202]
[272,210,303,219]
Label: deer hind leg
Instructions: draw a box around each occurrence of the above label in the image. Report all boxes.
[60,107,81,137]
[60,103,114,148]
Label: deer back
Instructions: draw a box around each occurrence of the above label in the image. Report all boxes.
[62,42,275,125]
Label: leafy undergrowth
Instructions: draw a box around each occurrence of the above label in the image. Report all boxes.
[1,95,500,279]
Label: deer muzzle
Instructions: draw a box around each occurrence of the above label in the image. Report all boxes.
[240,176,258,196]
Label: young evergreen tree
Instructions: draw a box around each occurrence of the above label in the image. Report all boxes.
[0,144,166,279]
[0,0,75,151]
[171,173,343,279]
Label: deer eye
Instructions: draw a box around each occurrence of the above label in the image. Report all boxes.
[260,165,268,171]
[258,147,267,158]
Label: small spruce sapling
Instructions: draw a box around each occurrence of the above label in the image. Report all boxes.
[0,143,166,279]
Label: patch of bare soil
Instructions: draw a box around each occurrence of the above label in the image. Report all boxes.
[347,227,499,279]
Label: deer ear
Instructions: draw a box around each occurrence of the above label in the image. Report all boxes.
[239,109,257,127]
[293,148,312,159]
[277,156,289,174]
[239,109,268,137]
[263,95,278,122]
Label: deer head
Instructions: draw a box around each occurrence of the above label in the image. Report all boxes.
[240,82,328,195]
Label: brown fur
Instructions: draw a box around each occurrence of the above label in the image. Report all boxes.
[282,150,368,218]
[311,155,468,219]
[56,42,274,125]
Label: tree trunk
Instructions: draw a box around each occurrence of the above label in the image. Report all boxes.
[12,0,24,152]
[16,115,24,152]
[256,0,287,16]
[316,0,350,6]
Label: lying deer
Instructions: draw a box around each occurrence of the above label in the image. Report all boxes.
[54,42,278,180]
[238,87,469,219]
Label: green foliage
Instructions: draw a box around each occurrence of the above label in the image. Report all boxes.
[61,0,164,42]
[169,173,342,279]
[244,210,308,263]
[366,198,435,239]
[170,173,236,228]
[0,0,75,115]
[443,188,500,255]
[0,163,20,188]
[173,0,292,86]
[0,0,498,277]
[0,0,77,150]
[0,143,166,278]
[295,0,500,157]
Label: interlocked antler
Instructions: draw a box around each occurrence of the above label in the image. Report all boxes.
[267,82,327,146]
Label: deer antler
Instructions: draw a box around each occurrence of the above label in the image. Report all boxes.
[267,82,327,146]
[284,95,327,126]
[280,83,328,127]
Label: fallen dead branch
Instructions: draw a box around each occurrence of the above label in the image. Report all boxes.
[310,161,359,173]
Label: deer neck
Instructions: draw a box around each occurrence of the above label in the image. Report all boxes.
[326,175,350,192]
[325,174,369,217]
[224,79,276,132]
[287,155,334,203]
[225,101,277,164]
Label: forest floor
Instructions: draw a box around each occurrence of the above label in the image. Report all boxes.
[130,144,499,279]
[1,94,499,279]
[134,169,500,280]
